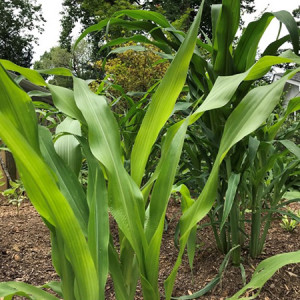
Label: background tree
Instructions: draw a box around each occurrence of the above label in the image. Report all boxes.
[0,0,45,67]
[34,46,73,87]
[292,5,300,26]
[59,0,138,57]
[34,40,95,87]
[95,42,169,95]
[142,0,255,34]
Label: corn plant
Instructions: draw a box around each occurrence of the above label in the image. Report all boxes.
[84,0,300,265]
[1,2,300,300]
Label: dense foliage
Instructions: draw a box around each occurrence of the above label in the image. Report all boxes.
[34,40,95,86]
[96,42,169,95]
[142,0,255,32]
[0,0,45,67]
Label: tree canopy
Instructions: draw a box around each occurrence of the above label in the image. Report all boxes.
[0,0,45,67]
[59,0,256,52]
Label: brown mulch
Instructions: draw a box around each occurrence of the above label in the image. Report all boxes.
[0,196,299,300]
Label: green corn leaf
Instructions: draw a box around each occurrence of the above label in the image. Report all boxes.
[144,119,189,292]
[108,45,147,55]
[47,84,85,124]
[273,10,299,55]
[234,11,299,72]
[268,97,300,139]
[75,18,170,51]
[0,64,40,152]
[0,282,59,300]
[220,173,241,231]
[108,241,130,300]
[165,66,300,300]
[54,117,82,177]
[131,2,204,186]
[213,0,240,75]
[0,59,46,86]
[262,31,300,56]
[80,137,109,300]
[114,9,171,28]
[248,136,260,166]
[172,184,196,272]
[41,281,62,297]
[39,126,89,236]
[0,67,99,300]
[228,251,300,299]
[51,230,76,300]
[37,68,73,76]
[234,13,274,72]
[219,68,300,159]
[171,246,239,299]
[279,140,300,159]
[73,76,147,263]
[0,114,99,299]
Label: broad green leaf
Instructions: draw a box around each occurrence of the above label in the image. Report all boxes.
[75,18,170,51]
[0,282,58,300]
[0,67,99,299]
[279,140,300,159]
[165,66,300,300]
[38,68,73,76]
[172,184,196,272]
[108,45,147,56]
[39,126,89,236]
[228,251,300,299]
[131,2,204,186]
[220,173,241,231]
[234,13,274,72]
[51,230,76,300]
[47,84,85,123]
[41,281,62,297]
[268,97,300,139]
[248,136,260,165]
[114,9,171,28]
[54,117,82,177]
[0,64,40,152]
[73,77,147,264]
[81,138,109,300]
[144,119,189,293]
[213,0,240,75]
[108,242,130,300]
[0,114,98,300]
[0,60,46,86]
[273,10,299,55]
[219,68,300,159]
[262,31,300,56]
[234,11,299,72]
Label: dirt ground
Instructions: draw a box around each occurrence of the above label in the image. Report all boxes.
[0,196,299,300]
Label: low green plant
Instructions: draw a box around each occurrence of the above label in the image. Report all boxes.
[2,180,26,215]
[280,215,297,232]
[280,209,300,232]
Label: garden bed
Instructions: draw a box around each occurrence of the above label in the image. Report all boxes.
[0,197,299,300]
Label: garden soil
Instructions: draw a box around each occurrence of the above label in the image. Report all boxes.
[0,196,299,300]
